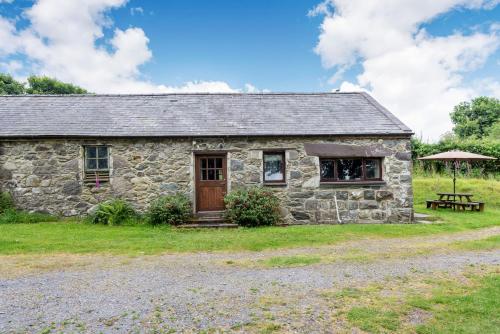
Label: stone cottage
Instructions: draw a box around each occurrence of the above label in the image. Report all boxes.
[0,93,414,224]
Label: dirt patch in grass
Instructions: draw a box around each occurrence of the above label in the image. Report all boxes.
[451,234,500,251]
[259,255,322,268]
[0,253,133,279]
[406,308,432,326]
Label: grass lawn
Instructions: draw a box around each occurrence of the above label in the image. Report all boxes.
[323,266,500,334]
[413,176,500,209]
[412,274,500,334]
[0,177,498,256]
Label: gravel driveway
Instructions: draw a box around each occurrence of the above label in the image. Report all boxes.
[1,227,499,333]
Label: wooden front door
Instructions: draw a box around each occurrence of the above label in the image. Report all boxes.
[195,155,227,211]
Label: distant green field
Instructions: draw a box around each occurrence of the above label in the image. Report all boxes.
[413,176,500,210]
[0,177,498,255]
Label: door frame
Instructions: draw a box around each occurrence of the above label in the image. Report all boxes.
[194,153,228,213]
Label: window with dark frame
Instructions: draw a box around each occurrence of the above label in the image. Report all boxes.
[200,157,224,181]
[320,158,382,183]
[85,146,109,171]
[263,152,285,183]
[84,146,110,184]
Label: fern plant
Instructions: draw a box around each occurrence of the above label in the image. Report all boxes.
[90,199,136,226]
[0,192,14,214]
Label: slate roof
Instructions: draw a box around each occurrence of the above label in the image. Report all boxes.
[0,92,412,138]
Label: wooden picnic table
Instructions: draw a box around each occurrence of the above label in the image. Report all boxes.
[437,193,473,202]
[427,193,484,212]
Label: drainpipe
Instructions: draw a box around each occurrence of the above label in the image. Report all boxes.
[334,192,343,224]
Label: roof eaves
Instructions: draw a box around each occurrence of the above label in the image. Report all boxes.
[0,132,414,139]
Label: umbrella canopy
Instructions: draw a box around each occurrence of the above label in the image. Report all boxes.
[418,150,497,162]
[417,150,497,195]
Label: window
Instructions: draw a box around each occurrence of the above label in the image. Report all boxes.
[337,159,363,181]
[85,146,109,171]
[320,158,382,182]
[200,157,224,180]
[365,159,381,179]
[263,152,285,183]
[84,146,110,185]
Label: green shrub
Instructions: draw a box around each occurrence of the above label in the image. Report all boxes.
[0,209,57,224]
[224,187,281,227]
[89,199,137,226]
[412,136,499,177]
[147,193,192,226]
[0,192,14,214]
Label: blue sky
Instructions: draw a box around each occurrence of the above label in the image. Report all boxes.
[120,0,327,91]
[2,0,327,91]
[0,0,499,139]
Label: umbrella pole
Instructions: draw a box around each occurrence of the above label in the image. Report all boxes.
[452,160,457,211]
[453,160,456,195]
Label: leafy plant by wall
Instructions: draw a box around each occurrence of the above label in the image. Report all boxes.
[147,193,192,226]
[224,187,282,227]
[89,199,137,226]
[0,209,56,224]
[0,192,14,214]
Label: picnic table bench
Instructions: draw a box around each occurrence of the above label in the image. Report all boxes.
[426,193,484,212]
[437,193,473,202]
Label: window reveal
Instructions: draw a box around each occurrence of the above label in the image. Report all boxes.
[263,152,285,182]
[320,158,382,182]
[84,146,110,185]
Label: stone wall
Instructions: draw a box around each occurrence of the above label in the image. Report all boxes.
[0,136,413,223]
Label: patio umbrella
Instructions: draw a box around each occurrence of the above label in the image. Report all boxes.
[418,150,497,194]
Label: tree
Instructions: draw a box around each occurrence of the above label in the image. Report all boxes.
[450,96,500,139]
[0,73,89,95]
[0,74,25,95]
[26,75,88,94]
[487,121,500,141]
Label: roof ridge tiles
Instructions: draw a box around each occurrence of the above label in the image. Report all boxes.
[0,92,364,97]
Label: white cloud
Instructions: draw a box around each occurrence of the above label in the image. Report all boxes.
[338,81,365,92]
[0,0,248,94]
[0,59,22,74]
[244,83,258,93]
[0,17,19,55]
[312,0,500,140]
[307,1,332,17]
[130,7,143,16]
[243,83,270,93]
[157,81,237,93]
[475,77,500,97]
